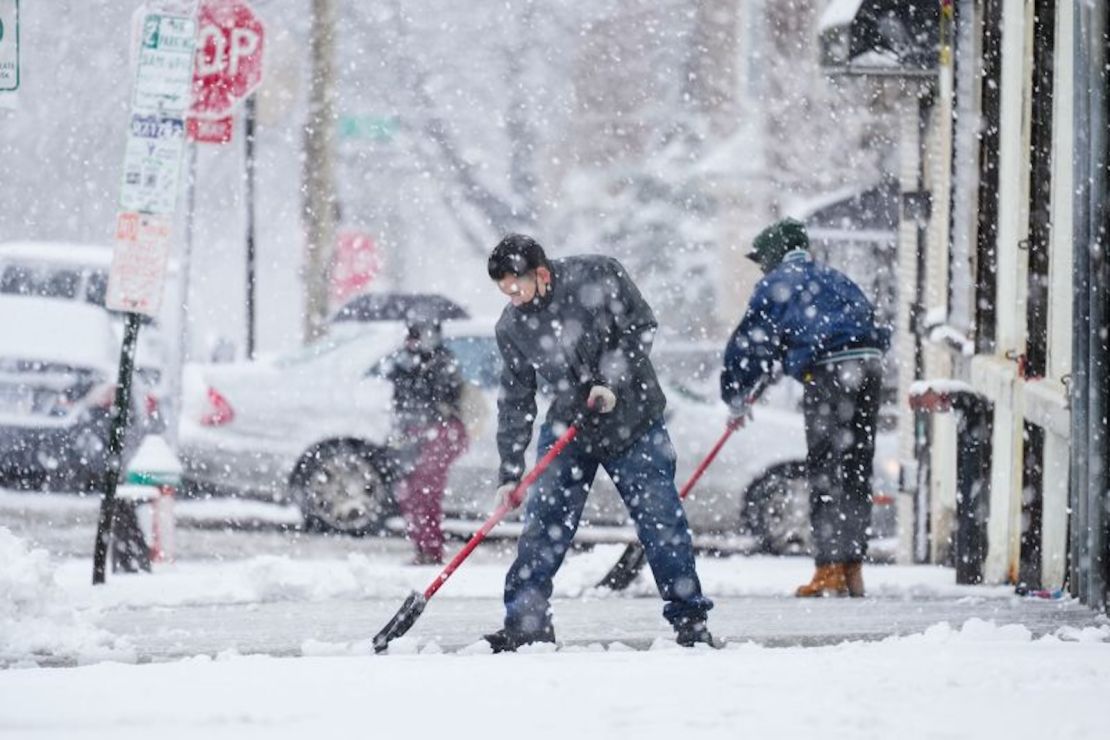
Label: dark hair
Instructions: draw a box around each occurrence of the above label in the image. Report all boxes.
[406,319,441,339]
[487,234,549,280]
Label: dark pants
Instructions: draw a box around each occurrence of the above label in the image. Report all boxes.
[803,358,883,565]
[504,417,713,635]
[395,418,468,560]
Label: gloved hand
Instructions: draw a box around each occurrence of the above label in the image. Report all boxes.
[496,481,524,510]
[587,385,617,414]
[727,399,753,428]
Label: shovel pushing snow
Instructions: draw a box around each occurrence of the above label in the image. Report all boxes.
[594,419,742,590]
[373,419,583,653]
[596,379,770,591]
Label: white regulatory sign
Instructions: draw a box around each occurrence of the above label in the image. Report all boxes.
[133,11,196,114]
[107,212,174,316]
[0,0,19,92]
[120,113,186,215]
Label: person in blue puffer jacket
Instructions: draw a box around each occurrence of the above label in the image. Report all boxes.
[721,218,891,599]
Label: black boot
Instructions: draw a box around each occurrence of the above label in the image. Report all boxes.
[675,619,722,648]
[483,625,556,654]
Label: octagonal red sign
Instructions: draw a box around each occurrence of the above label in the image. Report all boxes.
[191,0,265,118]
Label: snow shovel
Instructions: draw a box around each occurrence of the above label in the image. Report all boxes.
[594,420,741,590]
[595,379,769,591]
[372,418,584,653]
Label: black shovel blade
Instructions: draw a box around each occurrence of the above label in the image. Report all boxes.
[596,542,648,591]
[373,591,428,653]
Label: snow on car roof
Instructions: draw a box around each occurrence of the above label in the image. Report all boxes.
[274,322,408,368]
[0,241,114,269]
[442,317,498,338]
[819,0,863,32]
[0,295,118,374]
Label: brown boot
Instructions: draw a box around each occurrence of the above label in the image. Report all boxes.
[843,562,865,598]
[795,563,849,598]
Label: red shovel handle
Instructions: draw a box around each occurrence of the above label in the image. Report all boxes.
[423,422,580,601]
[677,379,769,501]
[677,422,738,501]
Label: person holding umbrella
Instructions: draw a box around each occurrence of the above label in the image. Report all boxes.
[386,317,468,566]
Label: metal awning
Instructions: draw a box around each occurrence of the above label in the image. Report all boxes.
[819,0,939,76]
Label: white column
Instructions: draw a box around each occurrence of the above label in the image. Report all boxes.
[929,413,959,563]
[1036,0,1075,592]
[977,0,1032,585]
[1041,432,1069,588]
[975,357,1022,582]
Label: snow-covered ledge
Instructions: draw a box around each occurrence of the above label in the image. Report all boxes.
[969,354,1019,409]
[907,378,976,412]
[1022,379,1070,439]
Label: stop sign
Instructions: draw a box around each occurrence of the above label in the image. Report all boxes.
[191,0,264,118]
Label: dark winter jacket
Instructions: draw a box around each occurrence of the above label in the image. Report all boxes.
[721,250,891,405]
[386,345,464,430]
[494,255,667,484]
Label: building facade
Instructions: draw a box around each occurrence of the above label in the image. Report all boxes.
[822,0,1108,610]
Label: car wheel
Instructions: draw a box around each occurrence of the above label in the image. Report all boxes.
[740,462,812,556]
[291,440,395,536]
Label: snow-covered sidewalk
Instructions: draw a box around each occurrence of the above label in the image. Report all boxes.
[2,620,1108,740]
[2,510,1108,739]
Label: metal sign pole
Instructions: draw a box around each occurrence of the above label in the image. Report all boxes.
[245,94,257,359]
[92,312,143,585]
[163,140,198,452]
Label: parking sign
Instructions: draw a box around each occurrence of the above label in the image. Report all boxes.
[107,212,173,316]
[0,0,19,92]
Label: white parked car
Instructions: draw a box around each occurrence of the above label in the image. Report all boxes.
[0,241,169,429]
[0,295,147,491]
[179,318,899,555]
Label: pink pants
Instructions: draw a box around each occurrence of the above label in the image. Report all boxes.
[395,418,468,560]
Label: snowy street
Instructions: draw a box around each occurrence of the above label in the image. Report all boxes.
[3,626,1109,740]
[3,0,1110,737]
[3,489,1108,738]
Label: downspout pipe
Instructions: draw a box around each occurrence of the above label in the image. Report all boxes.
[1069,0,1093,604]
[1087,0,1110,611]
[911,86,935,564]
[1072,0,1109,610]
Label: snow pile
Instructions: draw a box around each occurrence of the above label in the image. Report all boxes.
[55,553,424,611]
[54,545,627,611]
[928,323,976,355]
[3,623,1109,740]
[0,527,131,666]
[1054,624,1110,643]
[60,550,509,611]
[903,618,1033,644]
[908,378,976,397]
[641,556,1014,600]
[243,554,408,602]
[52,549,1017,613]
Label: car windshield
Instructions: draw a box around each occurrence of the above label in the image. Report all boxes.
[0,264,82,301]
[367,335,503,387]
[443,336,502,387]
[274,331,364,368]
[85,271,108,306]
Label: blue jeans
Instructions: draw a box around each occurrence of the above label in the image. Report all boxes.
[503,417,713,634]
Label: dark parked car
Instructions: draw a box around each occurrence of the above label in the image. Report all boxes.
[0,240,168,430]
[0,295,145,491]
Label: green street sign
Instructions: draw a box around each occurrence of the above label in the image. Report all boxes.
[339,115,400,142]
[0,0,18,92]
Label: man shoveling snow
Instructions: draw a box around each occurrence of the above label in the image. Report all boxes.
[483,234,716,651]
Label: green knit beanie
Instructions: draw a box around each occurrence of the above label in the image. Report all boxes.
[746,218,810,273]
